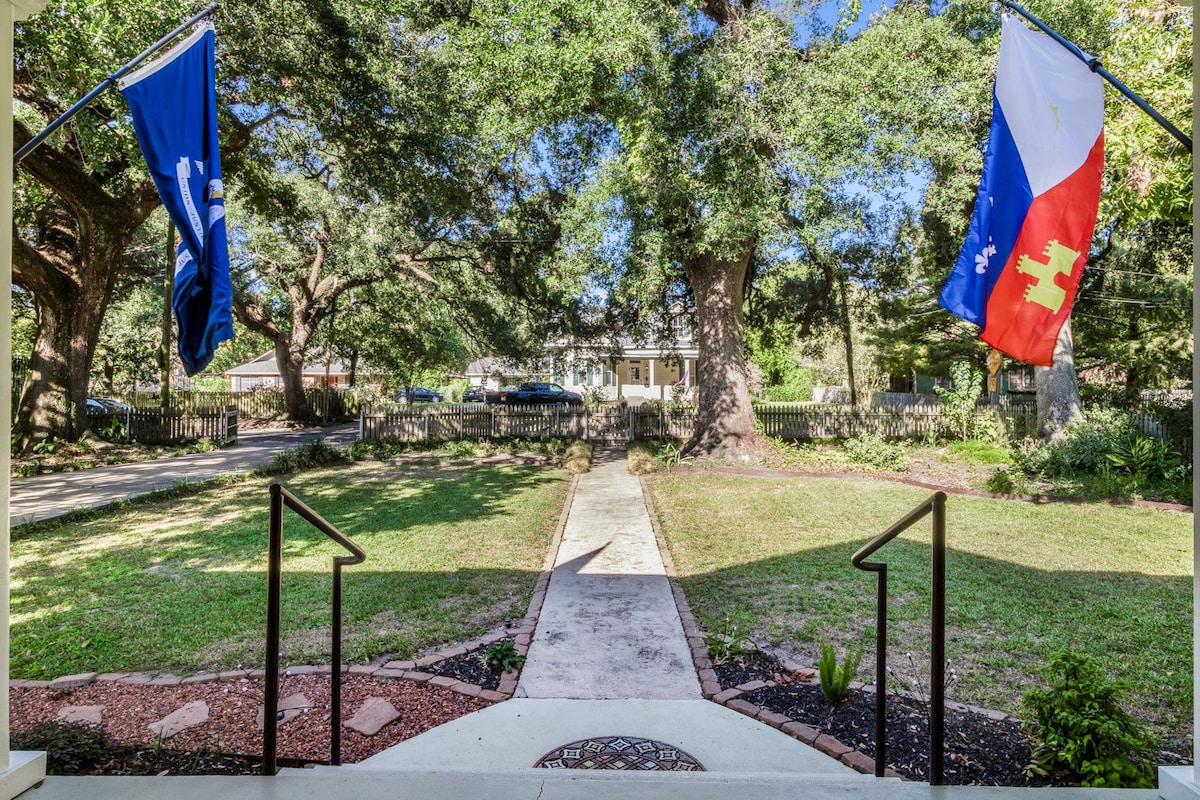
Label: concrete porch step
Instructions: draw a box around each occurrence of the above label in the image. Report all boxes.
[21,769,1161,800]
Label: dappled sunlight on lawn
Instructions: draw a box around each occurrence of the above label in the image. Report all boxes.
[10,462,570,679]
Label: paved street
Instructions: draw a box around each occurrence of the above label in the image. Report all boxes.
[9,423,359,527]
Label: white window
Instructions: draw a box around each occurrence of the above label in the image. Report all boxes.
[671,315,694,340]
[602,363,617,386]
[629,364,641,382]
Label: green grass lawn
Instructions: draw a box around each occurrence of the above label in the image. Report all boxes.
[648,472,1192,735]
[12,462,569,679]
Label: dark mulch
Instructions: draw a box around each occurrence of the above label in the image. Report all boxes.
[79,746,264,776]
[425,644,510,691]
[747,682,1034,785]
[717,651,1190,787]
[713,651,795,688]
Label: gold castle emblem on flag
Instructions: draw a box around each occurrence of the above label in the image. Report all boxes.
[1015,240,1079,313]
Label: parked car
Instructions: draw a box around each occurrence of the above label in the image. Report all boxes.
[86,397,132,415]
[462,385,487,403]
[498,382,584,406]
[397,387,443,404]
[484,386,513,404]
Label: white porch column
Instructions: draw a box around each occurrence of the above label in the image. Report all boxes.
[648,359,656,399]
[1159,29,1198,796]
[3,1,50,796]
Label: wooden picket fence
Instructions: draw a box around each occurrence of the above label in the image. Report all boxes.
[359,402,1040,444]
[757,403,1039,440]
[124,388,357,420]
[88,406,238,446]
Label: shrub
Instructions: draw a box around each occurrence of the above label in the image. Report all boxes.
[984,466,1022,494]
[818,643,862,704]
[844,433,908,471]
[970,407,1008,444]
[1106,434,1180,480]
[1013,408,1134,479]
[1021,651,1157,788]
[485,641,526,673]
[10,721,116,775]
[766,371,815,402]
[934,362,984,441]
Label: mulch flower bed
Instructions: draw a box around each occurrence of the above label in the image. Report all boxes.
[712,651,1190,787]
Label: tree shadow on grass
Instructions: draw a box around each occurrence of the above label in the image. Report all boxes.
[673,537,1192,733]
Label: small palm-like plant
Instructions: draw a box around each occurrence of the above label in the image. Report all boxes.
[818,643,862,704]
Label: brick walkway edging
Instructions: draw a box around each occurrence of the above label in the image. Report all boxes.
[637,475,1017,781]
[12,474,582,709]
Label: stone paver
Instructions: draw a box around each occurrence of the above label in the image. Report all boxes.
[344,698,401,736]
[48,673,97,690]
[256,693,311,730]
[56,705,103,726]
[149,701,209,740]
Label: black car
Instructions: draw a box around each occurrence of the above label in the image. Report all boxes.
[397,387,444,404]
[86,397,132,415]
[462,386,486,403]
[498,382,584,406]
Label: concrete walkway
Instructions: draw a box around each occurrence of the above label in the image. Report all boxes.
[356,446,858,776]
[9,424,358,527]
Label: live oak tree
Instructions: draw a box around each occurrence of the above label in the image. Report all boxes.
[231,168,402,421]
[11,0,398,445]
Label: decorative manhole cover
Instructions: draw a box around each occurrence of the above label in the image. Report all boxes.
[534,735,705,771]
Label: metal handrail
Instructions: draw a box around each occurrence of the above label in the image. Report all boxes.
[851,491,946,785]
[264,483,366,775]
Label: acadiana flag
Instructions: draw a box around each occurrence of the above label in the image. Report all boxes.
[119,22,234,376]
[938,14,1104,366]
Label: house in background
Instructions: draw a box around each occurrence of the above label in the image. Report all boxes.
[467,314,699,404]
[223,351,352,391]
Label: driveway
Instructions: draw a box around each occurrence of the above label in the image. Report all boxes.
[9,423,359,527]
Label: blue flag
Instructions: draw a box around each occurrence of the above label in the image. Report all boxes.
[120,22,234,376]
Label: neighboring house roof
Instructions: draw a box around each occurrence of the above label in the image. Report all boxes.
[223,351,351,378]
[546,332,698,361]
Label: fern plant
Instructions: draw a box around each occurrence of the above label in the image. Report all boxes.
[818,643,862,704]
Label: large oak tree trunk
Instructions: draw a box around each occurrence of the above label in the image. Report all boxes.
[12,118,159,449]
[12,226,133,449]
[1035,317,1083,441]
[18,289,109,446]
[681,245,763,461]
[275,340,314,422]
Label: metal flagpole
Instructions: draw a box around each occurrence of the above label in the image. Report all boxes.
[999,0,1192,152]
[14,2,218,164]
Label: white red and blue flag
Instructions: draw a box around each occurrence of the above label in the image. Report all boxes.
[120,22,233,376]
[938,14,1104,366]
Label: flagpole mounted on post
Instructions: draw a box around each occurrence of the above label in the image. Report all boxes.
[13,2,218,164]
[998,0,1192,153]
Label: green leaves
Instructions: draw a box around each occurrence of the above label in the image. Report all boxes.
[818,642,862,704]
[1021,650,1157,788]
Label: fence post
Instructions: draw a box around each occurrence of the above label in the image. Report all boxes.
[459,405,464,440]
